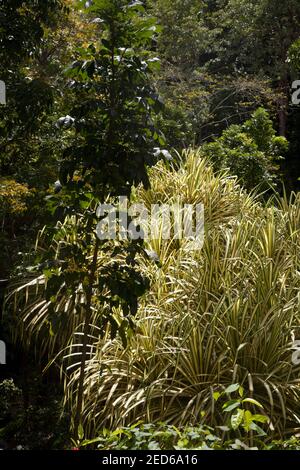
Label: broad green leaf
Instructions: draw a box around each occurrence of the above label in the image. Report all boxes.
[78,423,84,440]
[252,414,269,424]
[243,410,253,432]
[223,400,241,412]
[250,422,267,436]
[231,408,244,430]
[81,437,103,447]
[225,383,240,394]
[242,398,263,408]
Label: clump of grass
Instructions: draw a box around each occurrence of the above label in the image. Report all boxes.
[7,150,300,438]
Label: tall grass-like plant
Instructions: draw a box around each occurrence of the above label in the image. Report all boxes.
[6,150,300,438]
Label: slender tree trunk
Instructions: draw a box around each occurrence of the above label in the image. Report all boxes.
[278,100,288,137]
[277,79,289,137]
[74,19,116,442]
[74,236,99,440]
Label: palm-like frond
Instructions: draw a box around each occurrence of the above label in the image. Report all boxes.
[6,150,300,438]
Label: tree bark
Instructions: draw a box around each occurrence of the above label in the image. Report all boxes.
[277,79,289,137]
[73,236,99,440]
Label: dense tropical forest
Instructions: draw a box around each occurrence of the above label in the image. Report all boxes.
[0,0,300,451]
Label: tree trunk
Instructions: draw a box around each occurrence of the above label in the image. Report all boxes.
[73,237,99,440]
[277,79,289,137]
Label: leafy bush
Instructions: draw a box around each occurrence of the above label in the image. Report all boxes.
[78,422,300,451]
[0,179,31,217]
[0,377,69,450]
[7,150,300,439]
[202,108,288,190]
[80,423,228,450]
[77,384,271,450]
[0,379,22,423]
[0,178,34,277]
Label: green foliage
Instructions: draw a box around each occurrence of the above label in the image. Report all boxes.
[0,379,22,422]
[60,0,165,198]
[8,208,149,353]
[0,179,33,276]
[79,423,224,450]
[0,1,69,276]
[0,0,66,69]
[7,0,166,440]
[149,0,207,69]
[77,422,300,451]
[149,0,300,188]
[216,0,300,78]
[265,437,300,450]
[39,0,165,348]
[0,0,67,177]
[288,39,300,75]
[0,378,69,450]
[202,108,288,190]
[0,179,31,216]
[76,383,269,450]
[215,384,269,437]
[2,0,300,450]
[42,150,300,437]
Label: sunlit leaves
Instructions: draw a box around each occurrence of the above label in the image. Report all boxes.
[59,0,165,198]
[202,107,287,191]
[0,179,31,215]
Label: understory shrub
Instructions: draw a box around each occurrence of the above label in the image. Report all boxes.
[7,150,300,439]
